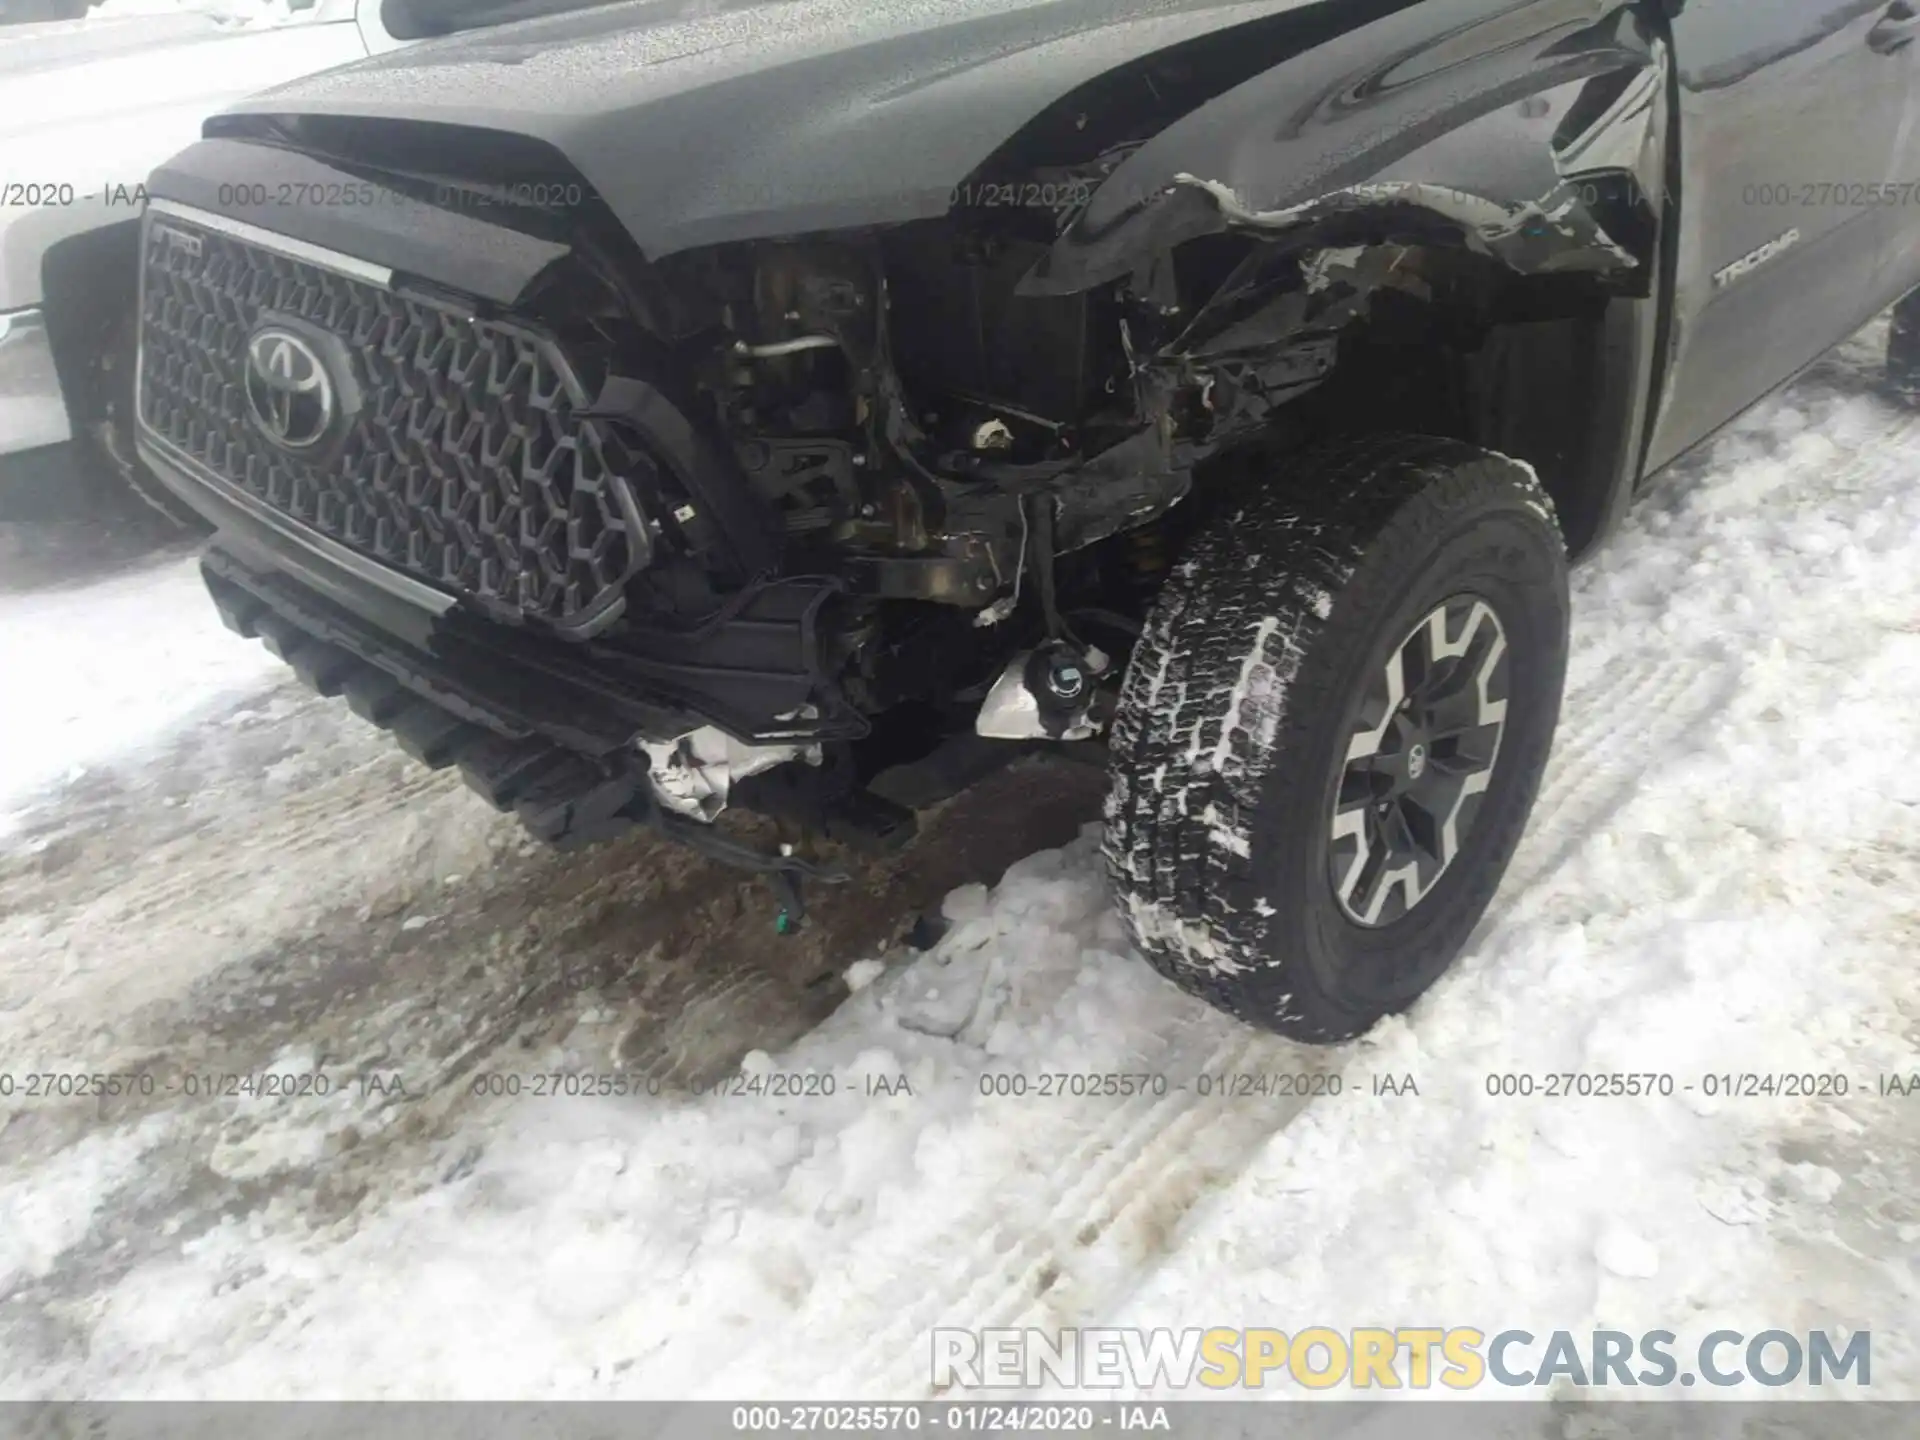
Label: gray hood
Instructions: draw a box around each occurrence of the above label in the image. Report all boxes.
[218,0,1347,258]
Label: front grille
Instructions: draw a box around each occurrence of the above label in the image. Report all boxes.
[137,211,645,636]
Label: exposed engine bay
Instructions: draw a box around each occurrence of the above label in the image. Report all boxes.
[478,177,1629,818]
[508,208,1391,793]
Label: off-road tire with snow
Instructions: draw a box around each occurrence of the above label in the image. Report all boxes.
[1104,434,1570,1043]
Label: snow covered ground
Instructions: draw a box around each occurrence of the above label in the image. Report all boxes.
[1,323,1918,1401]
[0,555,280,825]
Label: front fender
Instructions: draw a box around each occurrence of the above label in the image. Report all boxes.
[1025,0,1665,294]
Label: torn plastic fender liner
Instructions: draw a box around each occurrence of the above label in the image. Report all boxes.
[1019,167,1643,301]
[1018,1,1665,299]
[1174,174,1638,273]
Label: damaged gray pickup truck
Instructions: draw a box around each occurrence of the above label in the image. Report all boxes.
[130,0,1920,1041]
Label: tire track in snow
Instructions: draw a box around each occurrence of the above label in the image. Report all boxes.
[820,1019,1280,1396]
[899,1038,1317,1397]
[1482,652,1739,933]
[0,734,510,1050]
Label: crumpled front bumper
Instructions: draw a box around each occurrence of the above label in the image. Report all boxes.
[197,541,661,848]
[196,542,888,865]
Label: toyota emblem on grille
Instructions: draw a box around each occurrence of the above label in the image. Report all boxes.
[244,328,335,450]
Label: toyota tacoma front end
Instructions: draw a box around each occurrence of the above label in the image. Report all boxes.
[132,0,1682,1040]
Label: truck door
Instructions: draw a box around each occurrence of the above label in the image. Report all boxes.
[1868,1,1920,307]
[1643,0,1911,472]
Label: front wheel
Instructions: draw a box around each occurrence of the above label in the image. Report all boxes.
[1103,434,1570,1043]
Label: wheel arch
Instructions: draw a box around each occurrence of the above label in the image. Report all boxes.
[1234,244,1660,559]
[1031,0,1677,559]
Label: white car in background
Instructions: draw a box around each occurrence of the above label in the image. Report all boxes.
[0,0,411,522]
